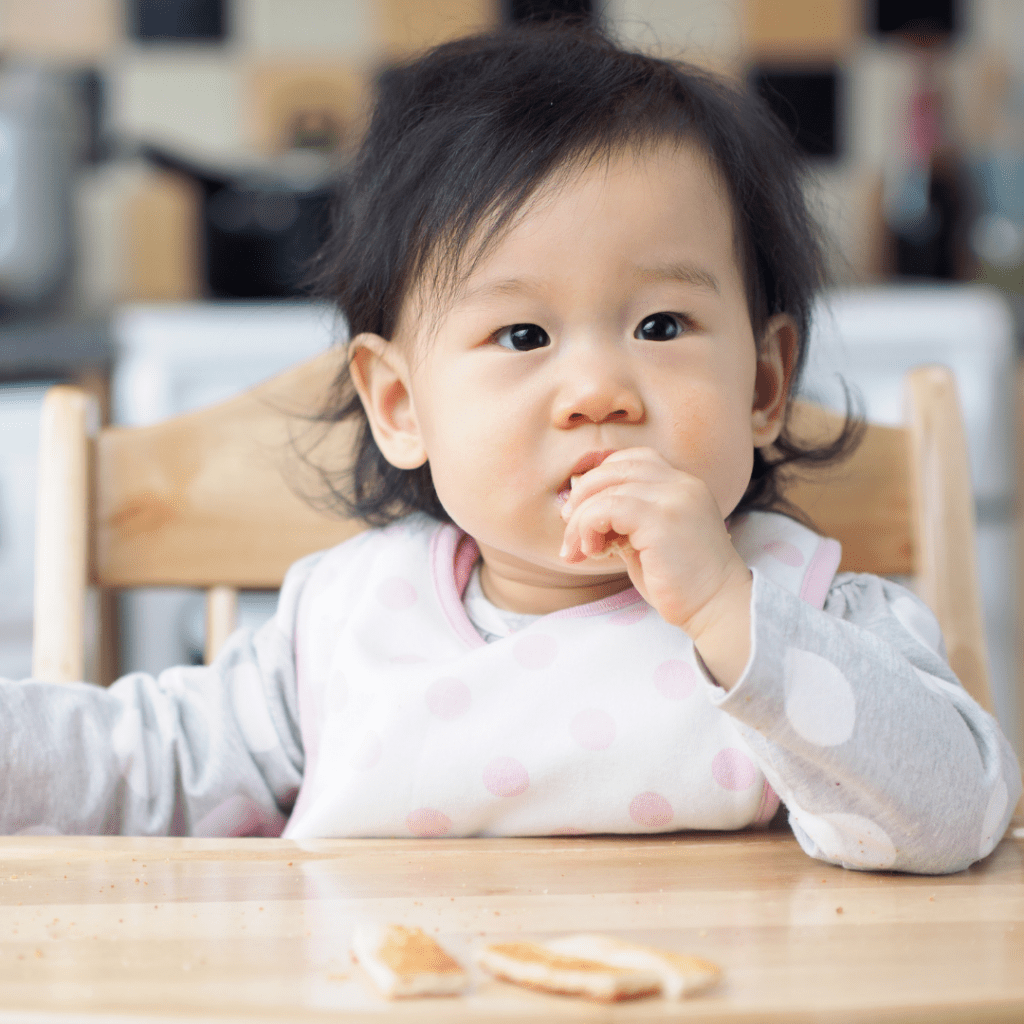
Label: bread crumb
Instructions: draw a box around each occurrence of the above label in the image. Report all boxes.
[835,907,843,915]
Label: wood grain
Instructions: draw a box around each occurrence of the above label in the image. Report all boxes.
[0,830,1019,1021]
[784,401,914,576]
[94,349,362,589]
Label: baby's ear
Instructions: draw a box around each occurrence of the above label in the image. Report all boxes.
[348,333,428,469]
[750,314,798,447]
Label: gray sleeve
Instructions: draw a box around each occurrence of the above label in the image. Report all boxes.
[709,571,1022,874]
[0,553,320,837]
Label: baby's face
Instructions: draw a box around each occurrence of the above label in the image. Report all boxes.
[352,142,791,603]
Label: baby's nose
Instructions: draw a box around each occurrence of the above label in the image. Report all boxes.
[552,365,644,427]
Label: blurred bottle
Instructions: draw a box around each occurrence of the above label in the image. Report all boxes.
[882,50,975,280]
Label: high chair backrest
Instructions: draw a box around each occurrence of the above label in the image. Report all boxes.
[32,356,995,717]
[32,348,361,683]
[784,365,992,712]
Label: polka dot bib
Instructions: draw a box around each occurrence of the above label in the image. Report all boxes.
[284,511,841,839]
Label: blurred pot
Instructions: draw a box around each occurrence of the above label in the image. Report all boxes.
[140,143,336,300]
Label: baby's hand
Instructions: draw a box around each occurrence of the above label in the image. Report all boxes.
[559,448,753,688]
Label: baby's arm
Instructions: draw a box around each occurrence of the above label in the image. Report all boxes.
[0,554,318,837]
[709,572,1021,873]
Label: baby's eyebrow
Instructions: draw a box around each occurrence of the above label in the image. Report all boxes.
[635,261,720,293]
[456,275,545,306]
[454,262,719,308]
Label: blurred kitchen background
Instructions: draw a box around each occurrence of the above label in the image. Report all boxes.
[1,0,1023,755]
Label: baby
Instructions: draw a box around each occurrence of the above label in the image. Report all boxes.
[1,23,1019,871]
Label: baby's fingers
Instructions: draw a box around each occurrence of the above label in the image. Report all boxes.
[560,448,663,520]
[560,491,641,562]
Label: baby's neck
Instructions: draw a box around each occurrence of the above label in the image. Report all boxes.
[476,546,632,616]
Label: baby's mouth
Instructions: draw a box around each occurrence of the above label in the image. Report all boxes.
[555,450,617,506]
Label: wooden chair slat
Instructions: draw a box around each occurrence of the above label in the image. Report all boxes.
[93,350,361,589]
[32,387,96,684]
[905,366,993,713]
[785,402,914,577]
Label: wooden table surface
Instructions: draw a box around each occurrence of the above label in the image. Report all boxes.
[0,824,1021,1023]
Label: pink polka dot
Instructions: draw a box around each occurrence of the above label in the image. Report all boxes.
[711,747,757,790]
[482,756,530,798]
[406,808,452,838]
[608,604,649,626]
[513,634,558,670]
[390,653,427,665]
[350,733,382,770]
[763,540,804,567]
[376,576,417,610]
[569,708,616,750]
[426,677,471,720]
[629,791,674,828]
[653,660,697,700]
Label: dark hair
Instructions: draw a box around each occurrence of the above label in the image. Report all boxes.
[303,20,860,526]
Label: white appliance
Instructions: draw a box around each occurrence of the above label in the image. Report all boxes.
[801,285,1020,755]
[112,302,340,675]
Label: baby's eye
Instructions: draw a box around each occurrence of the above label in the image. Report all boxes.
[493,323,550,351]
[634,312,686,341]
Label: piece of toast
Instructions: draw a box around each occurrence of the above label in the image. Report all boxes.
[476,940,662,1002]
[567,476,633,562]
[351,923,470,999]
[545,933,721,999]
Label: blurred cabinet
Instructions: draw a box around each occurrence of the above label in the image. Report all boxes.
[744,0,859,59]
[376,0,496,57]
[0,0,119,60]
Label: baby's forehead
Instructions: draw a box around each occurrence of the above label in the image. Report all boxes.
[428,141,740,295]
[392,142,748,342]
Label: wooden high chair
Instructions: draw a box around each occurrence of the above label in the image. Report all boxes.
[32,348,361,684]
[32,356,994,721]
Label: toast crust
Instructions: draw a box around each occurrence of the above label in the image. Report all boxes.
[478,941,661,1002]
